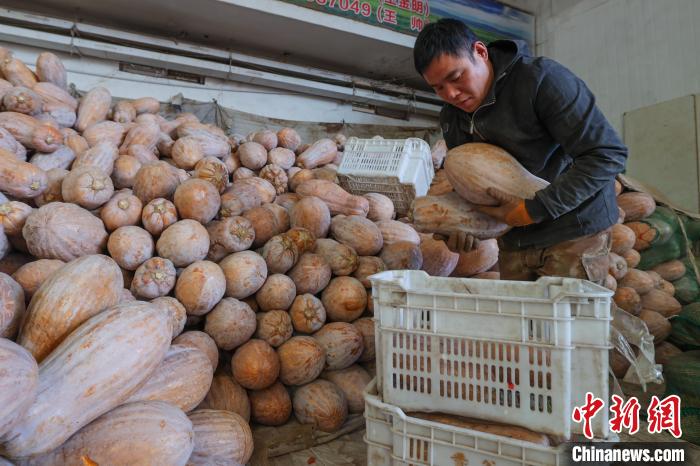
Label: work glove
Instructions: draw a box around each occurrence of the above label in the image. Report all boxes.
[474,187,535,227]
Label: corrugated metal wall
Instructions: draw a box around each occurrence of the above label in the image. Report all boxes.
[535,0,700,133]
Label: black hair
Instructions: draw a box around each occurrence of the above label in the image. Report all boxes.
[413,18,479,75]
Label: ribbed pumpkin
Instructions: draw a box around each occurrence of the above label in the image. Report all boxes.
[20,401,195,466]
[173,331,219,372]
[72,141,119,175]
[130,257,177,299]
[261,233,300,274]
[17,255,122,362]
[259,164,288,194]
[256,274,296,311]
[313,322,364,370]
[380,241,423,271]
[330,215,383,256]
[61,166,114,209]
[286,226,317,255]
[174,260,226,316]
[410,192,510,239]
[23,203,108,261]
[230,339,279,390]
[289,294,327,334]
[0,201,33,236]
[420,236,459,277]
[444,143,549,205]
[100,190,143,231]
[353,317,376,362]
[173,178,221,225]
[201,371,251,422]
[288,253,332,295]
[289,196,331,238]
[75,86,111,132]
[276,127,301,151]
[2,302,171,458]
[321,365,372,413]
[249,381,292,426]
[353,256,386,288]
[82,121,128,148]
[107,226,154,271]
[269,146,296,169]
[156,220,210,268]
[295,179,369,216]
[125,345,214,412]
[204,298,256,351]
[0,339,38,439]
[617,192,656,222]
[151,296,187,339]
[193,156,229,194]
[255,310,294,347]
[277,336,326,386]
[219,251,268,299]
[364,193,395,221]
[171,136,204,170]
[0,273,24,339]
[322,276,367,322]
[206,216,255,261]
[187,410,253,466]
[132,161,182,203]
[293,379,348,433]
[314,238,358,276]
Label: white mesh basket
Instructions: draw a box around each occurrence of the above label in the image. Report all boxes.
[337,137,434,215]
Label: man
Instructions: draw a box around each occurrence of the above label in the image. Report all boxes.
[414,19,628,283]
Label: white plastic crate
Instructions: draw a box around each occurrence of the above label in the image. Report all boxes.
[369,271,613,440]
[364,378,569,466]
[337,137,434,215]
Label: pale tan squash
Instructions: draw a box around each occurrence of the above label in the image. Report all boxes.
[125,345,214,412]
[638,309,671,344]
[72,141,119,175]
[380,241,423,270]
[75,86,112,132]
[200,371,251,422]
[277,127,301,151]
[611,223,636,255]
[0,201,33,236]
[288,253,332,295]
[61,166,114,209]
[353,256,386,288]
[1,56,37,88]
[112,155,142,189]
[17,254,122,362]
[204,298,256,351]
[290,195,331,239]
[187,410,253,466]
[230,339,279,390]
[268,146,296,169]
[256,273,296,311]
[261,233,300,274]
[173,331,219,372]
[364,193,395,222]
[22,401,195,466]
[313,322,364,370]
[174,260,226,316]
[411,192,510,239]
[2,302,171,458]
[255,310,294,347]
[82,121,128,148]
[173,178,221,224]
[100,190,142,231]
[651,260,686,282]
[444,143,549,205]
[249,381,292,426]
[322,276,367,322]
[278,336,326,386]
[320,365,371,413]
[0,339,38,439]
[420,236,459,277]
[36,52,68,90]
[292,379,348,433]
[375,219,421,246]
[11,259,63,304]
[155,220,210,267]
[613,287,641,315]
[449,236,499,277]
[133,161,183,203]
[151,296,187,339]
[238,141,268,170]
[219,250,268,299]
[289,294,327,334]
[260,164,288,194]
[618,269,655,295]
[297,138,337,169]
[314,238,359,276]
[243,203,290,248]
[206,216,256,262]
[641,290,681,317]
[107,226,154,271]
[296,179,369,216]
[353,317,375,362]
[0,148,48,199]
[141,198,178,236]
[622,248,641,269]
[330,215,383,256]
[617,192,656,222]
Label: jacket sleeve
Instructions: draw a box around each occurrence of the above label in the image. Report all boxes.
[524,62,628,221]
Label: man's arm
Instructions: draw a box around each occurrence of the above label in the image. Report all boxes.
[524,61,628,222]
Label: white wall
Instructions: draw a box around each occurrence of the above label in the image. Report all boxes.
[2,42,438,128]
[533,0,700,134]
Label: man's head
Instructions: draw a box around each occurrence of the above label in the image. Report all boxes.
[414,19,493,113]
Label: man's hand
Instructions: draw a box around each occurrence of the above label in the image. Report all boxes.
[474,187,535,227]
[447,231,478,253]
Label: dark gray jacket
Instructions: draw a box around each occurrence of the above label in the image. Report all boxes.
[440,40,627,250]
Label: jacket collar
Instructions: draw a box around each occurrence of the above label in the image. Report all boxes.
[482,39,528,105]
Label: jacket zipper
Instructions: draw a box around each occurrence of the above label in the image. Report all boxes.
[468,71,508,139]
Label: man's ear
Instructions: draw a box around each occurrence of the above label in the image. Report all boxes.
[473,41,489,61]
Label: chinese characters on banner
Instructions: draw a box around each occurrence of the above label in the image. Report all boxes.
[278,0,535,49]
[572,392,682,439]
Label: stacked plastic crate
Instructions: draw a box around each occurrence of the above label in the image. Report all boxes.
[365,270,614,466]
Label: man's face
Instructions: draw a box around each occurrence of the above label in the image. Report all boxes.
[422,43,493,113]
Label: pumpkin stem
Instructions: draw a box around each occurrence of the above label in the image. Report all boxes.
[30,180,41,190]
[117,199,130,209]
[92,179,105,191]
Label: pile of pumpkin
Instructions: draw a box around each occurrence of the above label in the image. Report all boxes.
[607,182,700,377]
[0,47,505,465]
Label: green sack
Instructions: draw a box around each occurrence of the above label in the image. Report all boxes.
[664,350,700,407]
[683,216,700,243]
[673,274,700,304]
[669,304,700,351]
[639,236,683,270]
